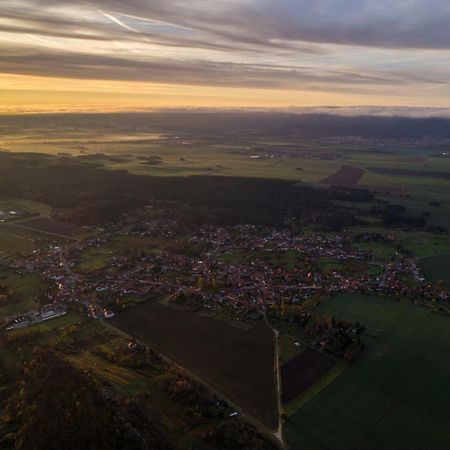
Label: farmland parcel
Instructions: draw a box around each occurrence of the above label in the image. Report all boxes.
[285,294,450,450]
[111,301,278,430]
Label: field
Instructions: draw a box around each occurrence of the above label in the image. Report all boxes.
[281,348,337,404]
[0,114,450,449]
[0,202,70,255]
[279,334,304,365]
[3,126,449,233]
[16,217,85,238]
[0,198,52,217]
[320,165,365,187]
[285,294,450,450]
[397,231,450,257]
[0,231,40,254]
[369,167,450,181]
[110,300,278,429]
[0,201,85,257]
[0,270,47,318]
[418,254,450,287]
[1,124,449,232]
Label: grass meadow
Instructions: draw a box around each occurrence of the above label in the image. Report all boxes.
[418,254,450,288]
[285,294,450,450]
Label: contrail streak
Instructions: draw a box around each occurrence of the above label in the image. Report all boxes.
[99,10,137,33]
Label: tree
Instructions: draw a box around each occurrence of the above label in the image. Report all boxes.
[6,348,168,450]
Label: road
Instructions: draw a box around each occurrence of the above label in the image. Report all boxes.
[102,318,287,449]
[264,313,286,448]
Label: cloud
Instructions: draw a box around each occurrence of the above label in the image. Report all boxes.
[24,0,450,50]
[1,43,448,94]
[0,0,449,101]
[285,106,450,118]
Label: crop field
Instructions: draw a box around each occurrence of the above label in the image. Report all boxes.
[0,230,40,254]
[418,254,450,287]
[2,130,449,218]
[0,216,71,255]
[16,216,85,237]
[104,151,342,183]
[397,231,450,257]
[368,167,450,181]
[0,270,47,318]
[0,131,341,181]
[0,198,52,217]
[110,300,278,429]
[320,165,365,187]
[281,348,337,404]
[285,294,450,450]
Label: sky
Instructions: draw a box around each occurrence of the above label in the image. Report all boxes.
[1,0,450,112]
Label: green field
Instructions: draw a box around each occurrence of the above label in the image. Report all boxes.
[419,254,450,288]
[0,271,47,318]
[279,334,304,365]
[0,198,52,216]
[398,231,450,257]
[0,231,39,254]
[285,294,450,450]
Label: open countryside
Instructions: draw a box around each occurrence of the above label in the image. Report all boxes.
[0,127,448,447]
[286,294,450,450]
[111,300,278,429]
[2,0,450,447]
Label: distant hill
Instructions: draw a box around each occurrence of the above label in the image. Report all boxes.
[3,110,450,139]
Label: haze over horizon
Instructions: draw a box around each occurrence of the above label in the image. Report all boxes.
[1,0,450,112]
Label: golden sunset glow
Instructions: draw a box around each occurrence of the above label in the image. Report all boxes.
[0,1,449,111]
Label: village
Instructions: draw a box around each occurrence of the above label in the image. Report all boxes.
[1,215,448,334]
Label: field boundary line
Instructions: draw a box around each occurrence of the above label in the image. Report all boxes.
[415,252,450,260]
[284,361,347,417]
[2,223,80,241]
